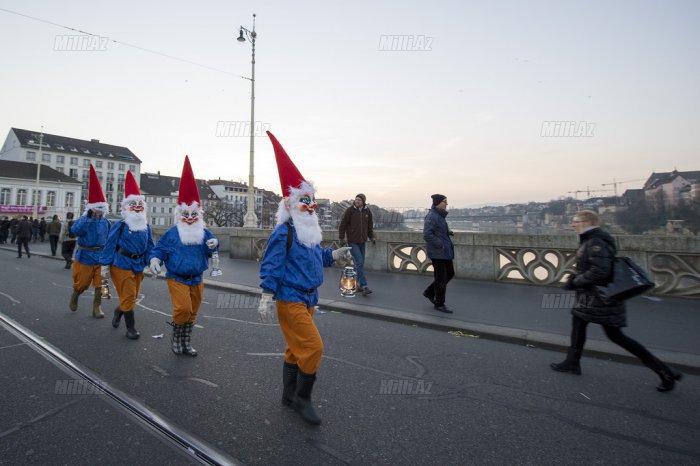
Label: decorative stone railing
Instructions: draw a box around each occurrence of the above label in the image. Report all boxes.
[152,227,700,298]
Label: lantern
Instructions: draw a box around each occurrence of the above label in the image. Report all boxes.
[339,265,358,298]
[100,277,111,299]
[210,250,223,277]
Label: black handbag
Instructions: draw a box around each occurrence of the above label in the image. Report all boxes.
[595,256,654,303]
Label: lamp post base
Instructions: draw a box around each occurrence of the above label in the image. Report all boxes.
[243,211,258,228]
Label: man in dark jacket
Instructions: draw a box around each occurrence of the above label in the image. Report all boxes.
[422,194,455,313]
[551,210,682,392]
[16,216,32,258]
[0,217,10,244]
[339,193,375,295]
[47,215,62,256]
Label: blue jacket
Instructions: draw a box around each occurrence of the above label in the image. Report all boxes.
[150,226,216,286]
[99,220,155,273]
[259,222,335,307]
[71,215,111,265]
[423,207,454,260]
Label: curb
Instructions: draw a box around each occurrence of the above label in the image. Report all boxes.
[5,246,699,375]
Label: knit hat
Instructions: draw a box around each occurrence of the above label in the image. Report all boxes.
[355,193,366,205]
[177,155,201,207]
[266,131,313,199]
[84,164,109,214]
[431,194,447,207]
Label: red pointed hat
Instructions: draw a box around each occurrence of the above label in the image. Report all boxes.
[124,170,141,198]
[266,131,307,198]
[177,155,201,206]
[88,164,106,203]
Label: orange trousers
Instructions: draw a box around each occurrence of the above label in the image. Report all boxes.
[277,300,323,374]
[110,266,144,312]
[167,278,204,325]
[72,260,101,293]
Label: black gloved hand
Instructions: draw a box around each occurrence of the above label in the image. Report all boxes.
[562,274,575,290]
[87,209,93,218]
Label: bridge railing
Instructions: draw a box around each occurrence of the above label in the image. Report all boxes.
[152,227,700,298]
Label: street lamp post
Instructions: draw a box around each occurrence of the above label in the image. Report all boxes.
[238,14,258,228]
[28,127,45,219]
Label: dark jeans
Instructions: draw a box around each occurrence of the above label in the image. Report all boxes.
[49,235,59,255]
[61,240,76,265]
[349,242,367,287]
[567,315,656,365]
[17,237,30,257]
[424,259,454,306]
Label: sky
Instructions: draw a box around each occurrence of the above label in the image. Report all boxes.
[0,0,698,208]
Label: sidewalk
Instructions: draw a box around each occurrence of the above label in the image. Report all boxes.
[4,240,700,373]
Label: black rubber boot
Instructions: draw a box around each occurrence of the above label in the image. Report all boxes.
[123,311,140,340]
[282,362,299,407]
[181,322,197,357]
[293,371,321,425]
[647,357,683,392]
[550,348,582,375]
[170,322,183,355]
[112,306,123,328]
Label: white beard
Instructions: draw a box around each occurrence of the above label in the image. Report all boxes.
[176,221,205,245]
[290,208,322,248]
[122,210,148,231]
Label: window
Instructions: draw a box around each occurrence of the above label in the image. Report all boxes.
[83,159,91,167]
[152,206,156,213]
[118,163,125,171]
[129,164,136,172]
[32,190,41,206]
[95,161,103,168]
[46,191,56,207]
[82,170,90,181]
[56,155,65,164]
[117,174,125,182]
[107,193,113,203]
[106,173,114,181]
[16,189,27,205]
[0,188,10,205]
[26,151,36,161]
[42,153,51,162]
[107,162,114,169]
[69,168,78,179]
[106,183,113,192]
[55,167,64,174]
[65,192,74,207]
[97,171,103,179]
[161,207,165,213]
[70,157,78,165]
[117,183,124,192]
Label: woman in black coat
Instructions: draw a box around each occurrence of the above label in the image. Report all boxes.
[551,210,682,392]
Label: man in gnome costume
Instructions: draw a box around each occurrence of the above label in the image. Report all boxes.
[258,131,351,425]
[69,164,111,317]
[149,156,218,356]
[99,171,154,340]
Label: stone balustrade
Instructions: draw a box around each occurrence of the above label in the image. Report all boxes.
[152,227,700,298]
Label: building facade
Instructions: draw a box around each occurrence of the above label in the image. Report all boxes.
[140,172,217,227]
[1,128,142,215]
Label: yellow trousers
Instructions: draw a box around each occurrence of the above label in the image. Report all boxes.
[110,266,144,312]
[277,300,323,374]
[72,260,101,293]
[167,278,204,325]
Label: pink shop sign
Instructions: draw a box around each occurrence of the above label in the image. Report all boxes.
[0,205,46,213]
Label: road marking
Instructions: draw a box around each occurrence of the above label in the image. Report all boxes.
[0,291,20,304]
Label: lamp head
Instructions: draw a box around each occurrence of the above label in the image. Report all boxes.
[237,29,246,42]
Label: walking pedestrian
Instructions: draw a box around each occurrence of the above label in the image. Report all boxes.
[10,216,19,244]
[550,210,683,392]
[68,165,111,318]
[16,215,32,258]
[47,215,62,256]
[339,193,375,296]
[100,171,154,340]
[149,156,219,356]
[422,194,455,313]
[39,217,47,242]
[31,218,39,242]
[258,132,351,425]
[0,216,10,244]
[59,212,77,269]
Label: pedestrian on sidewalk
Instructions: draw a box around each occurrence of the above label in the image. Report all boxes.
[423,194,455,313]
[39,217,47,242]
[16,215,32,258]
[149,156,219,357]
[68,165,111,318]
[551,210,683,392]
[31,218,39,242]
[59,212,77,269]
[10,216,19,244]
[47,215,62,256]
[0,216,10,244]
[258,131,351,426]
[339,193,375,296]
[100,171,154,340]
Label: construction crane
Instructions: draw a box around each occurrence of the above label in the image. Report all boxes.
[567,186,613,199]
[601,178,646,197]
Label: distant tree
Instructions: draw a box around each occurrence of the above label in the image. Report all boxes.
[204,200,243,227]
[615,198,666,234]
